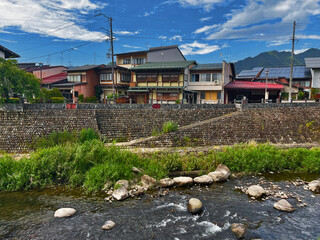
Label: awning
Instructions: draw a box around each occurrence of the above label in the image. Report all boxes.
[225,81,284,90]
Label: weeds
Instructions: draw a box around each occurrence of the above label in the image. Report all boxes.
[162,121,178,133]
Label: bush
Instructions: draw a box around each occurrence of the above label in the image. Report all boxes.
[84,96,98,103]
[78,94,84,103]
[162,121,178,133]
[0,98,20,103]
[50,97,64,103]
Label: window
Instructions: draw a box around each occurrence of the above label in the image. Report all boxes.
[217,91,221,100]
[157,93,179,100]
[201,74,211,82]
[162,74,179,82]
[191,74,200,82]
[136,74,157,82]
[200,92,205,99]
[212,73,222,81]
[123,58,131,64]
[134,58,146,65]
[121,73,131,82]
[100,73,112,82]
[67,75,81,82]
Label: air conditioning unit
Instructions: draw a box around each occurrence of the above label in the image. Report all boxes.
[214,80,220,85]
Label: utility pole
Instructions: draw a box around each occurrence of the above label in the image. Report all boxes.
[289,21,296,102]
[95,11,116,102]
[265,69,269,103]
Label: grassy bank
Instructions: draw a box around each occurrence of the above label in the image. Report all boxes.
[0,130,319,192]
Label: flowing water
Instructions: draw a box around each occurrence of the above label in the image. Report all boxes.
[0,173,319,240]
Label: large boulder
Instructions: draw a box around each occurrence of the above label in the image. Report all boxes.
[187,198,203,214]
[112,186,129,201]
[208,164,230,182]
[246,185,266,198]
[309,180,320,192]
[115,180,129,190]
[231,223,246,239]
[173,176,193,186]
[273,199,295,212]
[194,175,213,185]
[159,178,175,188]
[102,220,115,230]
[54,208,76,218]
[141,175,157,189]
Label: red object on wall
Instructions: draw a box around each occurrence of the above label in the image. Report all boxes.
[66,103,77,109]
[152,104,161,109]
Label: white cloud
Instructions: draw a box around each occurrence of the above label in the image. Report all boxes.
[194,0,320,44]
[144,11,155,17]
[114,30,140,36]
[169,35,183,41]
[123,44,144,49]
[194,24,219,34]
[0,0,106,41]
[200,17,212,22]
[158,35,168,40]
[283,48,310,54]
[297,34,320,40]
[177,0,224,11]
[180,41,220,55]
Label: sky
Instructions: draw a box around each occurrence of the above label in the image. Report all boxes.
[1,0,320,67]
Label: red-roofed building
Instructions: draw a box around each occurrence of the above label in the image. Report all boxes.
[224,80,284,103]
[41,72,67,87]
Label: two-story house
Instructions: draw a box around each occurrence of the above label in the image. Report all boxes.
[305,58,320,98]
[0,45,20,59]
[186,62,234,104]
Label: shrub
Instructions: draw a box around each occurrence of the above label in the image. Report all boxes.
[84,96,98,103]
[50,97,64,103]
[78,94,84,103]
[162,121,178,133]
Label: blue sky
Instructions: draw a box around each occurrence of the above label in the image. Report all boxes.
[1,0,320,66]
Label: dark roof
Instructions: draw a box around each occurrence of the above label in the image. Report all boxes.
[258,66,311,79]
[115,50,148,56]
[305,57,320,68]
[0,45,20,58]
[130,61,196,70]
[102,63,129,71]
[225,81,284,90]
[66,65,104,72]
[148,45,179,52]
[191,63,222,71]
[41,73,67,84]
[24,65,66,72]
[53,82,86,87]
[237,67,264,78]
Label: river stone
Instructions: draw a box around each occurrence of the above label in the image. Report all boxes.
[141,175,157,189]
[208,164,230,182]
[102,220,115,230]
[54,208,76,218]
[132,167,143,174]
[173,176,193,186]
[231,223,246,239]
[112,186,129,201]
[309,180,320,192]
[187,198,203,214]
[194,175,213,185]
[159,178,175,188]
[115,180,129,190]
[246,185,265,198]
[274,199,295,212]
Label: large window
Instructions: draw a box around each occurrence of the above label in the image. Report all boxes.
[123,58,131,64]
[121,73,131,82]
[100,73,112,82]
[134,58,146,65]
[162,74,179,82]
[212,73,222,82]
[67,75,81,82]
[191,74,200,82]
[136,74,157,82]
[201,74,211,82]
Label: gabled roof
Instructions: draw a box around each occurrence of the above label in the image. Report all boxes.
[258,66,310,79]
[148,45,179,52]
[237,67,264,79]
[191,63,222,71]
[115,45,182,57]
[115,50,148,56]
[130,61,196,70]
[0,45,20,58]
[225,81,284,90]
[41,72,67,84]
[66,65,104,72]
[305,57,320,68]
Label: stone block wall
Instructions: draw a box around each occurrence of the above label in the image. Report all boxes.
[134,106,320,148]
[0,110,98,152]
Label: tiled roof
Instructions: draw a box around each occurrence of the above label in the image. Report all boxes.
[0,45,20,58]
[66,65,103,72]
[225,81,284,90]
[305,57,320,68]
[130,61,196,70]
[191,63,222,70]
[41,72,67,84]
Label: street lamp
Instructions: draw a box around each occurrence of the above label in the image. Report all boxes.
[265,69,269,103]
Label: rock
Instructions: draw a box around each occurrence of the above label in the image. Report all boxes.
[246,185,266,198]
[231,223,246,239]
[54,208,76,218]
[115,180,129,190]
[187,198,203,214]
[112,186,129,201]
[309,180,320,192]
[173,176,193,186]
[130,185,146,196]
[132,167,143,174]
[273,199,295,212]
[208,164,230,182]
[102,181,113,191]
[194,175,213,185]
[159,178,175,188]
[102,220,115,230]
[141,175,157,189]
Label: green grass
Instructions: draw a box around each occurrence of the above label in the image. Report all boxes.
[162,121,178,133]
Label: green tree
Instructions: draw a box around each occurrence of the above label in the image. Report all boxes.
[0,58,41,102]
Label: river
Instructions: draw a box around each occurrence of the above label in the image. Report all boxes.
[0,173,319,240]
